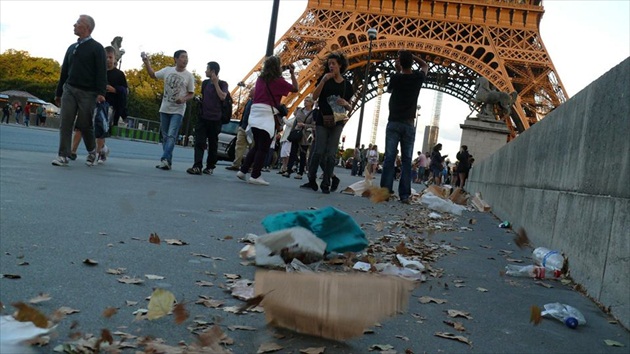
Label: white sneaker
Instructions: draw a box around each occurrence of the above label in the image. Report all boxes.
[236,171,247,181]
[51,156,69,166]
[98,145,110,164]
[248,176,269,186]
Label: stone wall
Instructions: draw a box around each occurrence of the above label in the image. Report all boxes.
[466,57,630,328]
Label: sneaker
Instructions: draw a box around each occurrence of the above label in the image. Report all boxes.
[400,198,411,205]
[294,174,303,179]
[331,175,340,192]
[248,176,270,186]
[86,152,97,166]
[236,171,247,181]
[187,166,202,175]
[321,187,330,194]
[282,172,290,178]
[98,146,109,164]
[156,160,171,170]
[300,180,318,191]
[225,166,239,171]
[69,153,77,161]
[51,156,69,166]
[202,167,213,175]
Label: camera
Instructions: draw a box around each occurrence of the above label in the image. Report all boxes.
[282,65,294,71]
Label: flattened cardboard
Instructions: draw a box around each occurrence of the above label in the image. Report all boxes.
[254,270,416,340]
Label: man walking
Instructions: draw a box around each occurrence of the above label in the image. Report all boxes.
[52,14,107,167]
[187,61,228,175]
[379,50,428,203]
[142,49,194,170]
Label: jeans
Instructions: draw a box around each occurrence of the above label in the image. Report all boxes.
[308,124,343,189]
[240,127,271,179]
[380,121,416,201]
[58,83,97,157]
[159,112,183,164]
[193,119,222,169]
[286,142,308,175]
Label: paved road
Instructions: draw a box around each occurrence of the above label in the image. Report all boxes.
[1,124,628,353]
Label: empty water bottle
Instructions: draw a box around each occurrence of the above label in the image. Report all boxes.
[541,302,586,329]
[504,264,561,279]
[533,247,564,271]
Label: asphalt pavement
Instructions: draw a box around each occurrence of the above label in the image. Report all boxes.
[0,124,628,353]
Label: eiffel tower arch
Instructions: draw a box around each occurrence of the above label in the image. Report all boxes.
[233,0,568,137]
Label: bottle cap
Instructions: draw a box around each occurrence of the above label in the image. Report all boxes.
[564,317,578,329]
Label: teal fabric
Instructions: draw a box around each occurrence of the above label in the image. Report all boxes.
[261,206,368,253]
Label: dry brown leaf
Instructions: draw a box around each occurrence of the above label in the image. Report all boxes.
[418,296,447,304]
[446,309,473,319]
[147,288,176,320]
[374,221,385,232]
[476,287,489,292]
[237,293,267,313]
[165,238,188,245]
[434,331,472,346]
[395,335,410,341]
[258,342,284,353]
[191,252,211,258]
[514,227,531,249]
[149,232,161,245]
[173,303,189,324]
[56,306,80,315]
[443,320,466,332]
[395,242,409,256]
[125,300,138,306]
[530,305,542,325]
[117,276,144,285]
[195,280,214,287]
[369,187,391,203]
[300,347,326,354]
[83,259,98,266]
[369,344,394,351]
[18,261,29,266]
[506,258,524,263]
[102,307,118,318]
[224,273,241,280]
[12,302,48,328]
[100,328,113,345]
[106,268,126,275]
[29,293,52,304]
[228,325,257,331]
[534,281,553,288]
[224,235,234,240]
[196,298,225,308]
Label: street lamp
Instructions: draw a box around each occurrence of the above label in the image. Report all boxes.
[355,27,378,148]
[236,81,246,117]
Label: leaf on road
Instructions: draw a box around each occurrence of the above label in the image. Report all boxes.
[12,302,49,328]
[258,342,284,353]
[106,268,126,275]
[100,328,113,345]
[1,274,21,279]
[56,307,80,315]
[476,287,488,292]
[147,288,176,320]
[224,273,241,280]
[369,344,394,351]
[145,274,165,280]
[443,320,466,332]
[514,227,531,249]
[534,281,553,289]
[230,279,255,301]
[506,258,523,263]
[418,296,447,304]
[165,239,188,245]
[300,347,326,354]
[530,305,542,325]
[173,303,189,324]
[149,232,161,245]
[395,335,410,341]
[237,293,268,313]
[434,332,472,346]
[195,280,214,287]
[102,307,118,318]
[83,259,98,266]
[29,293,52,304]
[195,298,224,308]
[228,325,257,331]
[191,253,211,258]
[446,309,473,320]
[125,300,138,306]
[604,339,625,347]
[117,276,144,285]
[18,261,29,266]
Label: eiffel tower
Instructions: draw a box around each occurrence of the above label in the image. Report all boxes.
[233,0,568,136]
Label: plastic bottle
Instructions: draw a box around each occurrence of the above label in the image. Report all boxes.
[533,247,564,271]
[541,302,586,329]
[504,264,561,279]
[499,221,511,228]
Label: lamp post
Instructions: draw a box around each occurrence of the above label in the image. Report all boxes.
[355,27,377,148]
[236,81,246,117]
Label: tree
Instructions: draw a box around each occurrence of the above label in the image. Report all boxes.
[0,49,60,101]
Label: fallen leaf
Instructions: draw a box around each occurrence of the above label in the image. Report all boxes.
[395,335,410,341]
[258,342,284,353]
[506,258,524,263]
[18,261,29,266]
[100,328,113,345]
[476,287,488,292]
[2,274,21,279]
[418,296,447,304]
[145,274,165,280]
[434,332,472,346]
[125,300,138,306]
[530,305,542,325]
[454,284,466,288]
[534,281,553,289]
[224,235,233,240]
[102,307,118,318]
[106,268,126,275]
[300,347,326,354]
[147,288,176,320]
[173,303,189,324]
[149,232,161,244]
[29,293,52,304]
[83,259,98,266]
[228,325,257,331]
[514,227,531,249]
[468,218,476,225]
[191,253,211,258]
[369,344,394,351]
[196,298,225,308]
[368,187,391,203]
[12,302,49,328]
[446,309,473,320]
[117,276,144,285]
[195,280,214,287]
[165,239,188,245]
[604,339,625,347]
[237,293,267,313]
[56,307,80,315]
[224,273,241,280]
[443,320,466,332]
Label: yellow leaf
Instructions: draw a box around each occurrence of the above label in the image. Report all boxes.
[147,288,176,320]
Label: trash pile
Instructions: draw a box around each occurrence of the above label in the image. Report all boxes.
[504,247,567,280]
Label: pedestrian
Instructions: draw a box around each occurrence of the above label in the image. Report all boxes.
[300,51,353,194]
[14,103,22,124]
[283,94,316,179]
[237,56,298,185]
[380,50,427,203]
[142,49,195,171]
[429,143,447,185]
[456,145,471,189]
[351,145,361,176]
[187,61,228,175]
[226,87,255,171]
[416,151,427,183]
[2,103,11,124]
[24,103,31,127]
[367,144,379,174]
[359,144,367,176]
[52,14,107,167]
[69,46,128,164]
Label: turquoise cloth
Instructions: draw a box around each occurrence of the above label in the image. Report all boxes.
[261,207,368,253]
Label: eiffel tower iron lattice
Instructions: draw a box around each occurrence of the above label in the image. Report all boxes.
[232,0,568,137]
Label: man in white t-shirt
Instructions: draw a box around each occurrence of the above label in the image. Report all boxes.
[142,50,195,170]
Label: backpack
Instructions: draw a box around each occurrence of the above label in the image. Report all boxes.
[201,79,232,124]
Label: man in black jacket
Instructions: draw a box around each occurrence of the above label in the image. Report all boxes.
[52,14,107,167]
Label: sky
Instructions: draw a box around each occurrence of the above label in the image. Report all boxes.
[1,0,628,159]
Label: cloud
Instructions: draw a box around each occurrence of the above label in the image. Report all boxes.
[207,26,230,40]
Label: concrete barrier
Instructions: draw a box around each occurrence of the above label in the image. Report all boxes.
[466,57,630,328]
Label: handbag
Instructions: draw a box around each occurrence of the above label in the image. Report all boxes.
[287,108,313,143]
[323,80,348,127]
